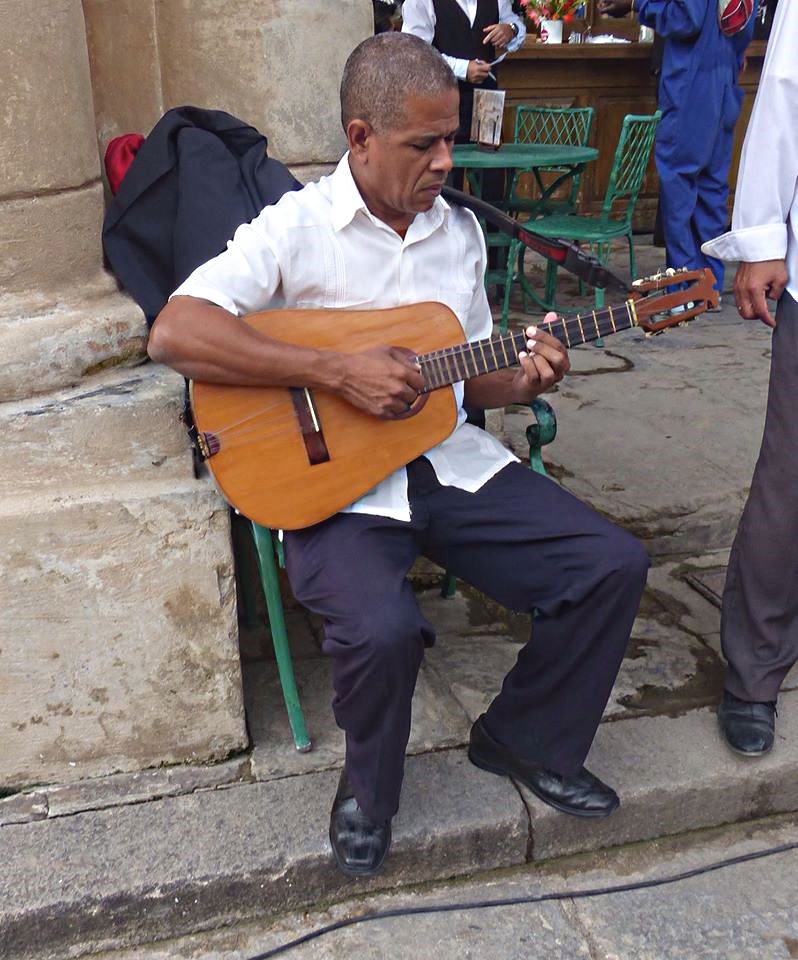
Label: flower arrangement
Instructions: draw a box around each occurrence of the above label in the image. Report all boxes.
[519,0,580,24]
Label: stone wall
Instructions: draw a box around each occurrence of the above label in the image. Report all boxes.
[1,0,372,790]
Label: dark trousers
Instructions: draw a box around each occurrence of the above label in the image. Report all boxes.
[284,459,649,821]
[722,292,798,701]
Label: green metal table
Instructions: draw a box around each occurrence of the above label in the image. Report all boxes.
[452,142,599,326]
[452,142,598,211]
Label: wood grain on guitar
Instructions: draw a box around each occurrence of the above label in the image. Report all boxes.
[189,268,718,529]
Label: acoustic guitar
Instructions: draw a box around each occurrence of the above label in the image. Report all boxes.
[189,268,718,530]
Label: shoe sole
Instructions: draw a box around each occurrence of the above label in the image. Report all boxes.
[468,746,619,819]
[328,825,391,878]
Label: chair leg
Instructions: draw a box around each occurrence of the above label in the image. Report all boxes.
[544,259,558,309]
[250,523,312,753]
[518,245,530,314]
[627,231,637,282]
[592,243,606,346]
[500,238,518,333]
[441,571,457,598]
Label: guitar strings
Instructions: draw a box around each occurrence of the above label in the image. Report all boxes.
[198,308,642,442]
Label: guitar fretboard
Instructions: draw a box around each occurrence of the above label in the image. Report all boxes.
[418,300,637,391]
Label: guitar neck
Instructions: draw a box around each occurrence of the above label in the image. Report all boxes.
[418,299,638,391]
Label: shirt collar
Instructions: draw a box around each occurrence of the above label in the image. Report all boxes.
[330,153,450,236]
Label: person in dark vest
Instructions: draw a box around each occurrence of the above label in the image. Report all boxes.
[402,0,525,147]
[148,33,648,879]
[402,1,526,282]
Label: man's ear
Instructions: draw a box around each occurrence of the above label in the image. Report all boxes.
[347,119,373,160]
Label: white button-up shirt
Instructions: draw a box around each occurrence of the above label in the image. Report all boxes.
[401,0,526,79]
[172,155,517,522]
[702,1,798,302]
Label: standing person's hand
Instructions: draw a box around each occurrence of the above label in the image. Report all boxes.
[483,21,516,50]
[733,260,789,328]
[467,59,492,83]
[597,0,633,16]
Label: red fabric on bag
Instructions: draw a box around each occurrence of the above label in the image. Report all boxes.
[719,0,754,37]
[104,133,145,194]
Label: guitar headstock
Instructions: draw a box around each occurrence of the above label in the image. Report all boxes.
[630,267,719,334]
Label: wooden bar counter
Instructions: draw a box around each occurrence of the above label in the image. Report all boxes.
[499,39,767,231]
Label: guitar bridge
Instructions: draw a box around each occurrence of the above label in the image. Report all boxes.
[290,387,331,466]
[197,431,220,459]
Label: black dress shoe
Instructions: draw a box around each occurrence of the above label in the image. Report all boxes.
[468,715,619,818]
[329,770,391,877]
[718,690,776,757]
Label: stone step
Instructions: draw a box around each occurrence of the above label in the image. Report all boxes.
[1,363,195,500]
[1,697,797,960]
[0,480,246,789]
[0,287,148,402]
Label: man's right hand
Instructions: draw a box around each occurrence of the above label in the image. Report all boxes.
[733,259,789,328]
[597,0,633,16]
[337,346,426,418]
[467,59,492,84]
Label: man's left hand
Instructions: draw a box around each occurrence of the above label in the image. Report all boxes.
[483,22,515,49]
[512,317,570,402]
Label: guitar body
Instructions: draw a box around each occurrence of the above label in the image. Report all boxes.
[188,269,718,530]
[190,303,463,530]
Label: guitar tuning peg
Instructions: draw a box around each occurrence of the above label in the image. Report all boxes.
[665,267,677,277]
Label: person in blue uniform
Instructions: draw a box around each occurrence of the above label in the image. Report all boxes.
[598,0,755,298]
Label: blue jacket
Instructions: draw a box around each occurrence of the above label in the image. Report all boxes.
[636,0,755,155]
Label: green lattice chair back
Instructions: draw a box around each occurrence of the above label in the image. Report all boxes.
[511,105,594,212]
[600,111,661,227]
[514,105,594,148]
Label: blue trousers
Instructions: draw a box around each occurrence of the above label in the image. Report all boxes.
[656,67,743,292]
[284,458,649,821]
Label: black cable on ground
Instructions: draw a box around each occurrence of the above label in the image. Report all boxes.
[246,839,798,959]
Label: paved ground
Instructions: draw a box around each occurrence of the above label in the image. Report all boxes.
[91,814,798,960]
[3,236,796,959]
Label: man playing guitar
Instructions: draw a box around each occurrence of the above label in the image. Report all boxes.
[149,32,649,878]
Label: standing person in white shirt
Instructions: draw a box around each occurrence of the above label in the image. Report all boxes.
[149,33,648,877]
[702,0,797,758]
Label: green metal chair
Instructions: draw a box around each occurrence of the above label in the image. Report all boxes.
[237,397,558,750]
[505,105,595,217]
[487,107,595,327]
[232,516,312,753]
[526,111,662,313]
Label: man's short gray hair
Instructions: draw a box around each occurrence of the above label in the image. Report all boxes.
[341,33,458,133]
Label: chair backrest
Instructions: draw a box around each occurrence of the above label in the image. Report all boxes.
[600,111,661,226]
[513,106,595,208]
[513,105,594,149]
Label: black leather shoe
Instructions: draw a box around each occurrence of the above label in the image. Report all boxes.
[329,770,391,877]
[718,690,776,757]
[468,715,619,818]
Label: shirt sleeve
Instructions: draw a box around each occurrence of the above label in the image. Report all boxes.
[170,210,283,316]
[634,0,705,38]
[498,0,527,51]
[702,1,798,264]
[401,0,470,78]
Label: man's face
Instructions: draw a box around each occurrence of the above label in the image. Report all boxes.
[350,88,460,235]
